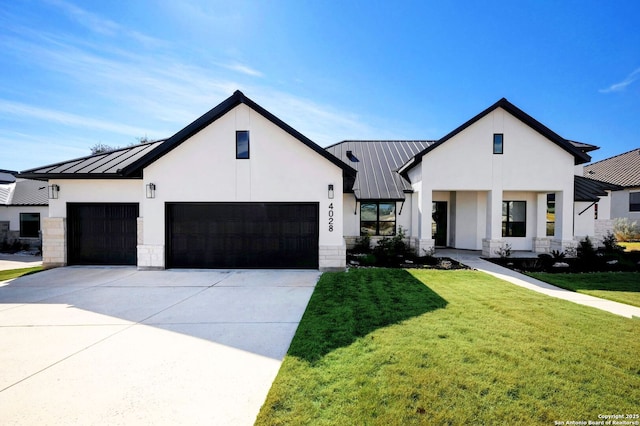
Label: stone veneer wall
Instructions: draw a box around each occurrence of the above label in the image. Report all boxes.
[319,244,346,271]
[594,219,615,246]
[42,217,66,267]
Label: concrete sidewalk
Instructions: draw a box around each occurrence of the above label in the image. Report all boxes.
[0,267,320,425]
[0,253,42,271]
[438,249,640,319]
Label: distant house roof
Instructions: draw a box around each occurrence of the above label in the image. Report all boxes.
[574,175,622,202]
[20,141,165,180]
[583,148,640,188]
[399,98,593,177]
[0,178,48,206]
[326,140,434,200]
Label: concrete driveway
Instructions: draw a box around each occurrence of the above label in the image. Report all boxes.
[0,267,320,425]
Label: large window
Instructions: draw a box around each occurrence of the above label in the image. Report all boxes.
[360,202,396,236]
[236,130,250,159]
[502,201,526,237]
[630,192,640,212]
[20,213,40,238]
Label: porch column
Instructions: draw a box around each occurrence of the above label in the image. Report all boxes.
[551,190,576,254]
[482,189,503,257]
[533,193,551,253]
[418,183,434,255]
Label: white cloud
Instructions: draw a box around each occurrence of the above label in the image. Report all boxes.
[0,100,152,136]
[220,62,264,77]
[600,67,640,93]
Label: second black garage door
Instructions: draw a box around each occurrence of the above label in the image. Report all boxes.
[166,203,319,269]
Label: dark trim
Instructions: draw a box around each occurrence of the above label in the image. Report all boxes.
[399,98,592,178]
[119,91,357,181]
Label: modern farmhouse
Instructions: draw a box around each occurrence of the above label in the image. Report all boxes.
[21,91,615,270]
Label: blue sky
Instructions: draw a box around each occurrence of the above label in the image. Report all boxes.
[1,0,639,171]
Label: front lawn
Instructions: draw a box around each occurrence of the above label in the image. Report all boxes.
[528,272,640,308]
[0,266,43,282]
[256,269,640,425]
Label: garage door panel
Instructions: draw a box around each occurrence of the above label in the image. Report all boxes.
[167,203,319,269]
[67,203,138,265]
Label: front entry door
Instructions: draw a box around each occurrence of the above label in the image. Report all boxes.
[432,201,447,247]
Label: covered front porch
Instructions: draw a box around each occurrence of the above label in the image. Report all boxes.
[413,189,576,258]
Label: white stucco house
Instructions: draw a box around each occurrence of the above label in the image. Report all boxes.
[21,91,615,270]
[0,170,48,250]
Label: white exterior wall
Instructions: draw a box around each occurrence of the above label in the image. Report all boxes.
[611,188,640,221]
[0,205,49,233]
[414,107,576,255]
[141,103,344,270]
[47,179,142,218]
[574,201,596,240]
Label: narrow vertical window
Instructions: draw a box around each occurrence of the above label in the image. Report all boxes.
[493,133,503,154]
[630,192,640,212]
[546,193,555,236]
[236,130,250,159]
[502,201,526,237]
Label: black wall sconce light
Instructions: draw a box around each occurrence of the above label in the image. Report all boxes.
[48,184,60,199]
[146,183,156,199]
[328,184,334,199]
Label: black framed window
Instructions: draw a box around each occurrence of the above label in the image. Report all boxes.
[546,193,555,236]
[502,201,526,237]
[20,213,40,238]
[493,133,503,154]
[236,130,250,159]
[630,192,640,212]
[360,202,396,236]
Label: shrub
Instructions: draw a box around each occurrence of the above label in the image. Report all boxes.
[373,227,411,264]
[601,231,624,254]
[613,218,640,242]
[352,235,371,253]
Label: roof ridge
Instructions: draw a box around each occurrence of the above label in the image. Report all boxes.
[585,147,640,167]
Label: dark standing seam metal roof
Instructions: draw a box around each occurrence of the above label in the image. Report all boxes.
[583,148,640,188]
[326,140,434,200]
[574,175,622,202]
[19,141,165,179]
[398,98,593,178]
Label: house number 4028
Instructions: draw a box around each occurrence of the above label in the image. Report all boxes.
[328,203,334,232]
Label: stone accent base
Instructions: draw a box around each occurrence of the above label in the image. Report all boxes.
[482,238,505,257]
[594,219,614,246]
[532,237,552,254]
[417,238,435,257]
[137,245,165,270]
[42,217,66,268]
[551,239,578,257]
[319,244,346,271]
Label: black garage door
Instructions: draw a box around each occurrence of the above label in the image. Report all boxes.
[67,203,139,265]
[167,203,319,269]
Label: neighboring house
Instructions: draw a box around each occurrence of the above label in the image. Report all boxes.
[583,148,640,222]
[21,91,614,269]
[0,170,49,250]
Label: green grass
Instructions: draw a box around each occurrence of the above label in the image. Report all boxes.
[619,241,640,252]
[528,272,640,308]
[256,269,640,425]
[0,266,43,282]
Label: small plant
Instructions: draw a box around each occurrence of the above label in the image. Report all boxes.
[601,231,624,254]
[373,227,411,265]
[550,250,566,260]
[422,246,436,258]
[494,243,512,258]
[353,235,371,253]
